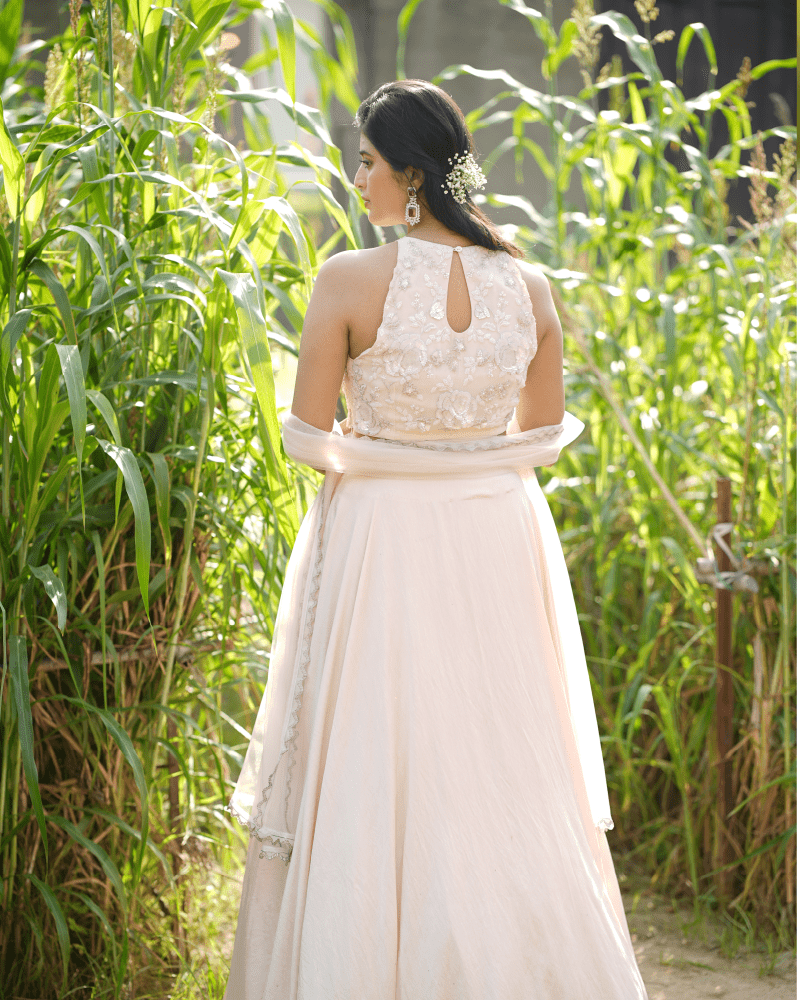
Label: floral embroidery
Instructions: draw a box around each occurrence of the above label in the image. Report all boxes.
[494,331,532,374]
[383,333,428,380]
[342,238,538,440]
[436,389,478,428]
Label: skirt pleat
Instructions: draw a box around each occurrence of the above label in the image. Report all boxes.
[224,470,648,1000]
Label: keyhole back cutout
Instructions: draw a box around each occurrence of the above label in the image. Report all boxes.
[446,249,472,335]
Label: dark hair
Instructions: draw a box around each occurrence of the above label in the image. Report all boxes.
[353,80,526,259]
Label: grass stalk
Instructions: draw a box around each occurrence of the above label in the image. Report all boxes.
[780,354,793,907]
[153,364,215,781]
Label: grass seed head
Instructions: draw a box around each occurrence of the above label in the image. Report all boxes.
[634,0,661,23]
[111,6,136,115]
[572,0,602,90]
[44,41,66,112]
[736,56,753,100]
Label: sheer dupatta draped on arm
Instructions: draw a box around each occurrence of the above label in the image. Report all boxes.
[226,408,614,863]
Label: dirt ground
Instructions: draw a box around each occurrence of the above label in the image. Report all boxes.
[212,852,796,999]
[619,871,796,1000]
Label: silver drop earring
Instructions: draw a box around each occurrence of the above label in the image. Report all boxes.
[405,185,420,226]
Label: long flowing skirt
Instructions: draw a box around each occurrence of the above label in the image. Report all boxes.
[223,453,649,999]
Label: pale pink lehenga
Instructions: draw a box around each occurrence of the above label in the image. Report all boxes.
[223,236,649,999]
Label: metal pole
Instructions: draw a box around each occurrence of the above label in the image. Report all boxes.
[714,477,734,900]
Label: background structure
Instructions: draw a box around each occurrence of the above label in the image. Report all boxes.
[324,0,796,247]
[25,1,796,249]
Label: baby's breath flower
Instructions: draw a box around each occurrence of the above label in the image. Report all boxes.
[441,150,487,204]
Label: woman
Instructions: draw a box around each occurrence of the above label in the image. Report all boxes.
[224,79,649,999]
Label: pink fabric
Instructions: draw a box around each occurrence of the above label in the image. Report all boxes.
[223,413,648,999]
[342,236,538,440]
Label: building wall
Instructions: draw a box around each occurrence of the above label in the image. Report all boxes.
[328,0,586,249]
[597,0,796,226]
[324,0,795,248]
[20,0,796,247]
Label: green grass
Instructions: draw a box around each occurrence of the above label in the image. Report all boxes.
[0,0,794,995]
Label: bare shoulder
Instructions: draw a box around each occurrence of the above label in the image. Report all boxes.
[514,258,553,301]
[336,243,397,288]
[318,242,395,281]
[513,258,560,337]
[315,246,358,281]
[314,244,394,309]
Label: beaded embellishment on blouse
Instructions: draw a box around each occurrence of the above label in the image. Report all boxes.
[342,236,538,441]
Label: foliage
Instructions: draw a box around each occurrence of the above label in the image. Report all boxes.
[0,0,361,994]
[0,0,795,995]
[415,0,797,948]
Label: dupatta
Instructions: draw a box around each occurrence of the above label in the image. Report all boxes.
[227,411,613,862]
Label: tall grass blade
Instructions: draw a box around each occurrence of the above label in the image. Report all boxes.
[87,389,123,517]
[396,0,426,79]
[0,0,22,90]
[146,452,172,569]
[29,565,67,633]
[590,11,662,82]
[60,696,150,885]
[0,96,24,215]
[50,815,128,918]
[10,635,48,859]
[97,440,152,621]
[652,683,699,897]
[28,259,77,344]
[216,268,299,543]
[55,343,87,521]
[1,308,30,376]
[271,0,296,105]
[25,873,70,995]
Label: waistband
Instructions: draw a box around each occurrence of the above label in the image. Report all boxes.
[281,412,585,479]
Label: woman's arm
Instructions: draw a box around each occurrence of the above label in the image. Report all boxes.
[514,264,566,432]
[290,252,353,432]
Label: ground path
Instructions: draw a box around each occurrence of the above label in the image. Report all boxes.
[620,869,796,1000]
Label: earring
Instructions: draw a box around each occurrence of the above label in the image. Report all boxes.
[405,185,420,226]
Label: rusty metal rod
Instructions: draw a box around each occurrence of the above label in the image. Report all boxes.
[714,477,735,901]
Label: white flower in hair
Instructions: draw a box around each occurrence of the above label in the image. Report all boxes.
[441,150,487,204]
